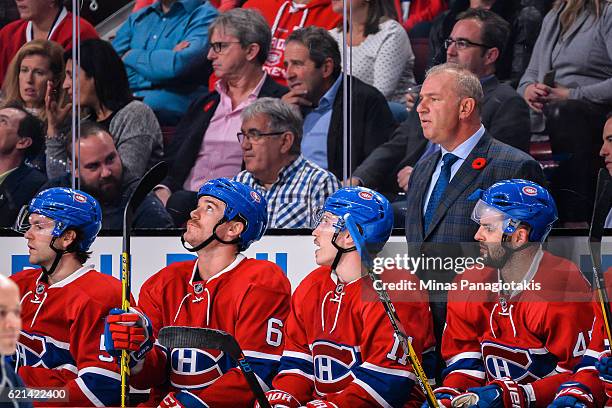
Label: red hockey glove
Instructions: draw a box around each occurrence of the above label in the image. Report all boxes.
[550,382,594,408]
[300,401,338,408]
[254,390,301,408]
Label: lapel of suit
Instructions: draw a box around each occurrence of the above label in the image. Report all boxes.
[415,150,441,239]
[0,163,28,208]
[423,134,493,239]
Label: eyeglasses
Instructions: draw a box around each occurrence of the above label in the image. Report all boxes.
[444,37,493,50]
[209,41,241,54]
[237,129,286,144]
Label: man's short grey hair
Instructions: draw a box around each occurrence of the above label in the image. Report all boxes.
[208,8,271,65]
[426,63,484,112]
[241,98,304,155]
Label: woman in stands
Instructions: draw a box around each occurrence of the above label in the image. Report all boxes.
[328,0,416,116]
[46,38,163,180]
[517,0,612,226]
[1,40,64,123]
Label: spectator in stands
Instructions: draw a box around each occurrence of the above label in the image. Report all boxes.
[283,26,396,180]
[155,8,287,224]
[112,0,218,126]
[134,0,240,12]
[234,98,340,228]
[601,113,612,228]
[0,0,19,30]
[401,0,447,37]
[43,122,174,230]
[243,0,341,86]
[349,9,531,202]
[45,39,163,181]
[329,0,416,120]
[518,0,612,225]
[429,0,552,85]
[0,104,46,227]
[0,0,98,86]
[1,40,64,123]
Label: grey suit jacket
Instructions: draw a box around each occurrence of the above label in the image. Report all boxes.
[404,132,546,257]
[353,76,531,193]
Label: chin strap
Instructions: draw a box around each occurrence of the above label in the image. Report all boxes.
[330,229,357,272]
[181,218,241,252]
[41,237,70,278]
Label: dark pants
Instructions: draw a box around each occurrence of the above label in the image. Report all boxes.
[544,100,609,223]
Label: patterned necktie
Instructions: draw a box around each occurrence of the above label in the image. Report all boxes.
[423,153,459,232]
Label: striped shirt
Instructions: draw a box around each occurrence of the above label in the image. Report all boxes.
[234,155,341,228]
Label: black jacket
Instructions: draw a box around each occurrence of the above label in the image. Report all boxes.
[0,162,46,227]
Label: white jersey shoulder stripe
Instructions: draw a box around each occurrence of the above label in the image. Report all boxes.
[360,362,416,380]
[283,350,313,362]
[78,366,121,381]
[244,350,282,361]
[278,368,314,381]
[446,352,482,366]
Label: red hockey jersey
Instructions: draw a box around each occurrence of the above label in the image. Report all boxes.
[442,250,594,408]
[11,266,122,407]
[242,0,341,85]
[0,7,98,86]
[561,269,612,407]
[272,266,436,407]
[132,254,291,407]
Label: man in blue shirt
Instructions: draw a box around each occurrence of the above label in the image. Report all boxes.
[282,26,396,180]
[113,0,218,125]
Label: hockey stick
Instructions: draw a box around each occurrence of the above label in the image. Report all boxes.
[158,326,272,408]
[120,161,168,407]
[342,215,439,408]
[589,168,612,346]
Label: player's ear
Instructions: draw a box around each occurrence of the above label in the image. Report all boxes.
[514,226,530,246]
[227,219,245,241]
[339,230,355,248]
[58,229,78,250]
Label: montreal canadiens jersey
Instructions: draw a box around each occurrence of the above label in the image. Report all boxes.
[10,266,123,407]
[564,268,612,407]
[272,266,436,408]
[442,250,594,407]
[132,254,291,407]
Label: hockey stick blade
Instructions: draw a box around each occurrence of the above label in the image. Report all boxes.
[123,161,169,241]
[158,327,271,408]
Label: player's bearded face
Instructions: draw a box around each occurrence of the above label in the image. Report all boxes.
[474,211,512,268]
[184,196,227,247]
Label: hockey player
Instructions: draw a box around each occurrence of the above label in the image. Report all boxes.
[547,290,610,407]
[104,178,292,407]
[429,179,594,408]
[10,187,123,406]
[257,187,436,408]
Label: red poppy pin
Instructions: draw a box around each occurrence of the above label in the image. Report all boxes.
[203,100,215,112]
[472,157,487,170]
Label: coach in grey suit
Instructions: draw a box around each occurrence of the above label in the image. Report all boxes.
[350,9,531,196]
[404,63,546,344]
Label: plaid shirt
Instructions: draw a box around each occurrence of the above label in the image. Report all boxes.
[234,155,341,228]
